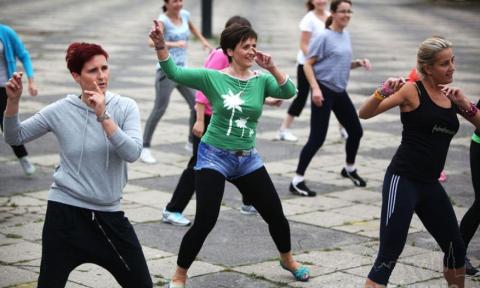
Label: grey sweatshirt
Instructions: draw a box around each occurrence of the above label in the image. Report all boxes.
[4,91,142,211]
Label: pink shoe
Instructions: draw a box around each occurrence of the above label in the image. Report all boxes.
[439,171,447,183]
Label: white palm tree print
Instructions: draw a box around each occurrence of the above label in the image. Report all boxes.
[222,89,244,136]
[235,117,249,137]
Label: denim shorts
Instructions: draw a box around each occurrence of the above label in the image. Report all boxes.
[194,142,264,180]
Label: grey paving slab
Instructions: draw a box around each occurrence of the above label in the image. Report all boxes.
[186,271,279,288]
[135,209,368,267]
[0,265,38,287]
[0,162,53,196]
[1,0,480,286]
[0,241,42,264]
[233,260,330,285]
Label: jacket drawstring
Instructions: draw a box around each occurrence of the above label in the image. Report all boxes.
[77,109,89,174]
[91,211,130,271]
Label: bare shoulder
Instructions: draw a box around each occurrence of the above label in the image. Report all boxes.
[398,82,420,111]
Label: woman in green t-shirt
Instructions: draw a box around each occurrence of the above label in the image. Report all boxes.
[149,21,310,287]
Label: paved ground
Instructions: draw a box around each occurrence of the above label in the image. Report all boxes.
[1,0,480,287]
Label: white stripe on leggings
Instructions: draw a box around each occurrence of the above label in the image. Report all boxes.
[386,174,400,227]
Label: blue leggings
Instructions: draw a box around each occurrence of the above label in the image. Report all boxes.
[296,82,363,175]
[368,171,465,284]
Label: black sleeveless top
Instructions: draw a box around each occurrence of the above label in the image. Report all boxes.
[474,100,480,138]
[387,81,459,183]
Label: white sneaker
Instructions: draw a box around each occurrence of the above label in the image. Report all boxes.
[340,127,349,139]
[162,208,191,226]
[140,148,157,164]
[240,205,258,215]
[19,156,36,176]
[276,129,298,142]
[184,142,193,152]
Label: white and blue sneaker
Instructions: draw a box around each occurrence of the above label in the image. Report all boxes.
[162,208,191,226]
[240,205,257,215]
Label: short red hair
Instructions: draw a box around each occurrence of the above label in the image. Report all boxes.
[66,42,108,74]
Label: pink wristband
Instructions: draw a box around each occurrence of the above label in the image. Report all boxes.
[462,102,478,118]
[380,82,395,98]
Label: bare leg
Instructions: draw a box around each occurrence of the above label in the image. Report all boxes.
[444,266,465,288]
[280,251,301,271]
[280,114,294,130]
[171,266,188,285]
[365,278,386,288]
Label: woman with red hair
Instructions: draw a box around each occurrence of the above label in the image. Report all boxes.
[3,42,152,287]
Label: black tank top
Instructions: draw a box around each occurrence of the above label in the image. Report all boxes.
[474,100,480,138]
[387,81,459,182]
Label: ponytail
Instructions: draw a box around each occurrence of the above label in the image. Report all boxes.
[325,16,332,28]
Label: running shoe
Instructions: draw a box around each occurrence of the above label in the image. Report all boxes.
[438,170,447,183]
[162,209,191,226]
[140,148,157,164]
[276,129,298,142]
[167,281,185,288]
[240,205,258,215]
[341,168,367,187]
[340,127,349,139]
[466,257,480,277]
[19,156,36,176]
[289,181,316,197]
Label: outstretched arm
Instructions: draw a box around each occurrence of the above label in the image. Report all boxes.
[359,78,411,119]
[4,72,49,144]
[149,20,210,91]
[188,21,213,51]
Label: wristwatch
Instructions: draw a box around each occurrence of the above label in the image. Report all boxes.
[97,111,111,122]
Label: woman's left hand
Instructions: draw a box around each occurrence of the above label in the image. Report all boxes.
[202,41,213,51]
[83,81,106,117]
[358,58,372,70]
[439,84,470,109]
[149,20,166,50]
[255,51,275,70]
[265,97,283,107]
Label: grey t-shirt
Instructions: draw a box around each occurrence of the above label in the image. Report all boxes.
[0,40,7,87]
[307,29,352,93]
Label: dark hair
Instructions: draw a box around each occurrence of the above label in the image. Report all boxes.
[220,24,257,63]
[66,42,108,74]
[224,15,251,29]
[306,0,314,11]
[325,0,352,28]
[162,0,168,12]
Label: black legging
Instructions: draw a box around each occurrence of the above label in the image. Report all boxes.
[166,115,252,213]
[287,64,310,117]
[460,139,480,249]
[296,82,363,175]
[368,171,465,285]
[0,87,28,158]
[176,167,291,269]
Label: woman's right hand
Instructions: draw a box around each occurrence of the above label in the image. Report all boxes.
[5,72,24,103]
[192,120,205,138]
[383,77,406,93]
[149,20,166,49]
[311,87,324,107]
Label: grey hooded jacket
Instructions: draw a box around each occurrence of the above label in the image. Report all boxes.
[4,91,142,211]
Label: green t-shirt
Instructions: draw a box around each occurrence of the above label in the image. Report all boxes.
[160,57,296,150]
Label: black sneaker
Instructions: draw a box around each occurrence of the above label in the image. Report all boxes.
[289,181,317,197]
[466,257,480,276]
[341,168,367,187]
